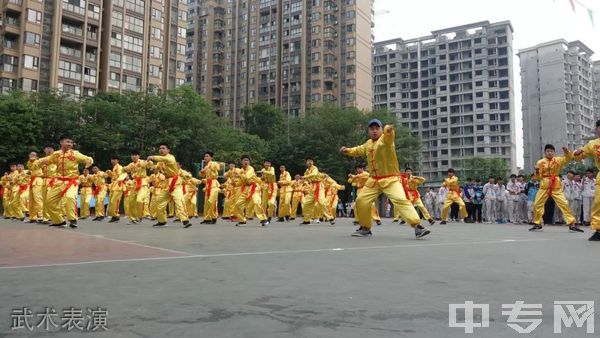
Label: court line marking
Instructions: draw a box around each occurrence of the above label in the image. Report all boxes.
[68,231,191,256]
[0,238,555,270]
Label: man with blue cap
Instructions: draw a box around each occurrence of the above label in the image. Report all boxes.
[340,119,431,238]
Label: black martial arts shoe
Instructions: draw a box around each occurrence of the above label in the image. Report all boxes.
[49,221,66,227]
[351,227,372,237]
[528,224,543,232]
[277,218,285,222]
[569,226,584,233]
[108,217,119,223]
[152,222,168,227]
[375,220,382,226]
[173,219,181,223]
[440,221,447,225]
[589,231,600,241]
[183,220,192,228]
[69,221,78,229]
[261,219,269,226]
[299,221,310,225]
[235,222,246,226]
[200,220,210,224]
[428,218,436,225]
[415,225,430,239]
[329,219,335,225]
[211,219,217,224]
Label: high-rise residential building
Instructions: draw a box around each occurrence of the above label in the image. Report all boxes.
[186,0,373,126]
[519,40,595,173]
[373,21,517,182]
[0,0,187,96]
[593,60,600,121]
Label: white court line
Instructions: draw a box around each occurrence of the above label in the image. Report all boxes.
[0,238,555,270]
[53,229,191,256]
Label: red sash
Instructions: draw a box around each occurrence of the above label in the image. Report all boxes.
[168,176,179,193]
[313,182,320,196]
[135,177,143,191]
[57,177,78,197]
[28,176,37,189]
[246,183,257,201]
[268,182,275,200]
[205,179,213,197]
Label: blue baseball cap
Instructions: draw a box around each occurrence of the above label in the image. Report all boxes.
[368,119,383,128]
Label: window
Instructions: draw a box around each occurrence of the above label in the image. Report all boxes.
[125,15,144,34]
[122,74,141,91]
[112,11,123,27]
[152,9,163,22]
[21,78,38,91]
[150,46,162,59]
[151,27,162,40]
[58,60,82,80]
[87,3,100,20]
[63,22,83,36]
[84,67,96,83]
[24,32,41,47]
[123,54,142,73]
[178,27,186,38]
[58,83,81,96]
[110,52,121,67]
[23,55,39,70]
[1,55,19,72]
[60,44,82,58]
[178,43,186,56]
[87,24,98,40]
[149,64,162,79]
[111,32,122,47]
[126,0,144,14]
[27,9,42,24]
[109,72,120,88]
[123,35,143,53]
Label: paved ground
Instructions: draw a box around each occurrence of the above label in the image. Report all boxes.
[0,217,597,338]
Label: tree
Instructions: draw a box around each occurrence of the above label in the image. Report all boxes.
[0,91,42,166]
[242,102,285,142]
[461,157,510,181]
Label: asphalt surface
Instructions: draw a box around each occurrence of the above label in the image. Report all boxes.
[0,217,597,338]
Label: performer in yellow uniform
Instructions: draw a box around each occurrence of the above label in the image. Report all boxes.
[323,174,345,220]
[221,162,238,220]
[290,175,305,220]
[340,119,430,238]
[184,176,201,218]
[300,158,334,225]
[123,175,137,223]
[78,168,94,219]
[260,160,278,221]
[1,171,13,219]
[106,157,126,222]
[91,166,107,221]
[123,150,150,224]
[26,152,44,222]
[440,168,469,224]
[199,151,224,224]
[276,164,292,221]
[12,164,30,221]
[528,144,579,232]
[404,168,435,225]
[40,146,58,223]
[348,164,381,225]
[146,144,191,228]
[573,122,600,240]
[37,135,93,228]
[233,155,269,226]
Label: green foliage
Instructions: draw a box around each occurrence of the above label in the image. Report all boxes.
[0,92,421,186]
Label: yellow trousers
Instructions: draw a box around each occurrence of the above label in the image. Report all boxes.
[277,191,292,218]
[94,186,107,217]
[261,183,277,218]
[356,180,420,229]
[235,185,266,222]
[42,180,51,221]
[168,199,175,217]
[203,182,219,220]
[28,177,44,220]
[108,190,123,218]
[413,198,432,220]
[127,186,148,221]
[441,192,468,221]
[588,184,600,231]
[185,191,198,217]
[290,193,303,218]
[149,190,158,218]
[155,179,188,223]
[222,189,237,218]
[532,188,575,225]
[325,193,338,219]
[11,187,24,219]
[47,180,79,223]
[357,187,380,221]
[79,187,92,218]
[303,183,332,221]
[2,192,12,218]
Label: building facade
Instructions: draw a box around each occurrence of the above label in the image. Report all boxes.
[519,40,595,173]
[0,0,186,95]
[186,0,373,126]
[373,21,517,182]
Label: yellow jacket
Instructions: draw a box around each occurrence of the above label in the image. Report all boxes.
[278,170,292,193]
[26,159,43,177]
[348,171,369,189]
[200,161,222,188]
[574,139,600,168]
[148,154,179,177]
[78,174,93,187]
[344,125,400,188]
[107,164,127,191]
[443,176,462,196]
[39,150,93,178]
[535,154,572,190]
[303,165,322,183]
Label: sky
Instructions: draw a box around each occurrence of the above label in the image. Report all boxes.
[373,0,600,167]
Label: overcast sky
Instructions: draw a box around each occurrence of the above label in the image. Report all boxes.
[373,0,600,167]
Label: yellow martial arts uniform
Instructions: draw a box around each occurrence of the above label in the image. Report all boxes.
[107,164,126,218]
[91,171,107,218]
[78,173,93,219]
[123,160,150,222]
[406,174,432,220]
[323,176,345,219]
[348,171,380,221]
[343,125,420,229]
[221,178,236,218]
[441,176,468,221]
[26,159,44,221]
[302,165,332,222]
[574,139,600,231]
[531,154,576,225]
[38,150,93,224]
[0,174,12,218]
[200,161,223,221]
[290,179,305,219]
[277,170,292,218]
[12,170,30,220]
[260,166,278,218]
[233,166,267,223]
[185,177,201,218]
[147,154,189,223]
[41,162,58,222]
